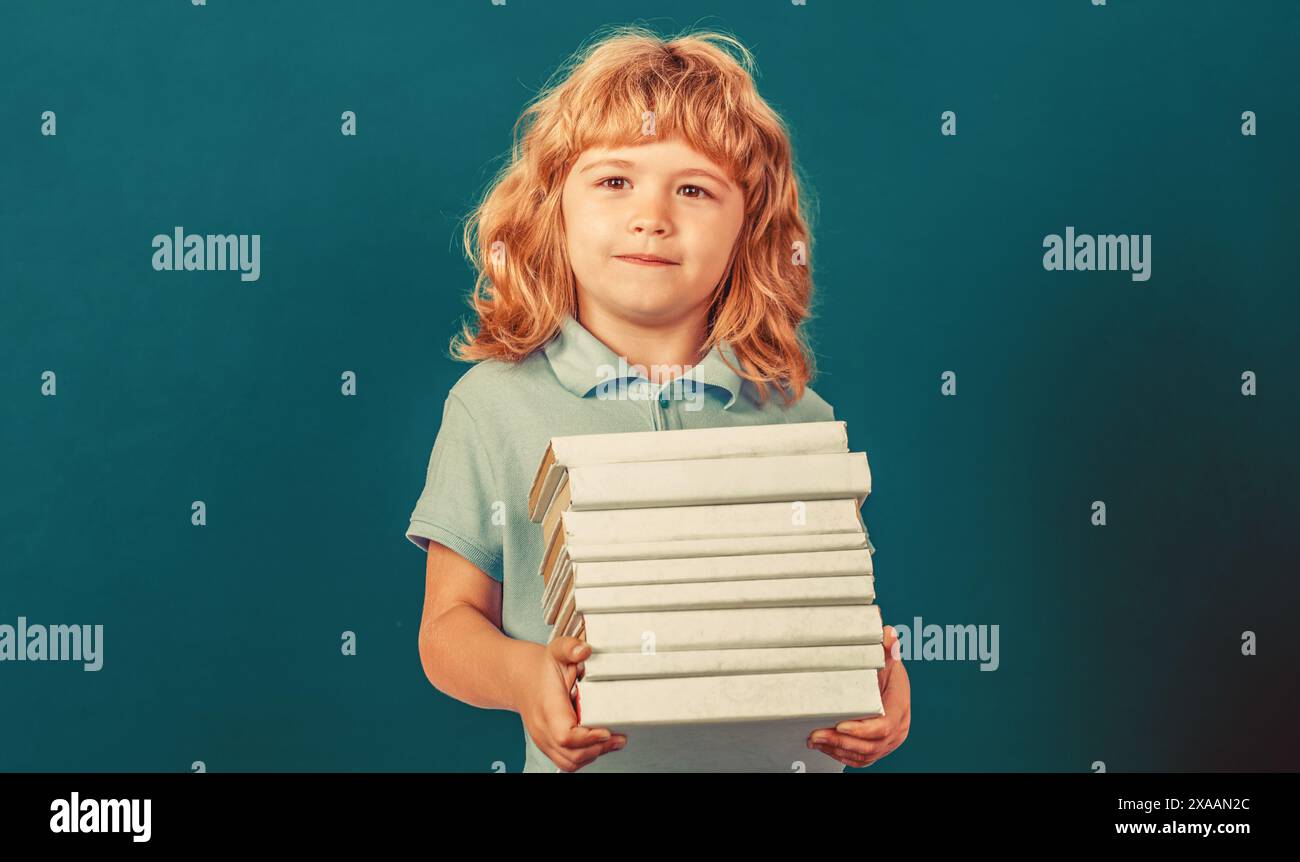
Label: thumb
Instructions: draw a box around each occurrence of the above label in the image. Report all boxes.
[548,635,590,665]
[882,624,900,662]
[879,624,900,688]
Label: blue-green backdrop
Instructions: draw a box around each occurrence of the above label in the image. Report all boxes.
[2,0,1297,772]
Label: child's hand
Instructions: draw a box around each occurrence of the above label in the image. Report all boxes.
[516,636,627,772]
[807,624,911,768]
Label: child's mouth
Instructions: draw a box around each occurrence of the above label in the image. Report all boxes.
[615,255,679,267]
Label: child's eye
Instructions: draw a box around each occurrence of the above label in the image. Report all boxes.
[596,177,713,199]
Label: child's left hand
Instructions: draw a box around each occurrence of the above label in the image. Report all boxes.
[807,624,911,768]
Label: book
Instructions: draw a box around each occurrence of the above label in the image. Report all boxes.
[579,604,884,652]
[544,531,872,583]
[569,668,884,773]
[571,574,875,614]
[538,497,870,586]
[564,717,867,773]
[538,553,873,621]
[526,421,886,772]
[561,451,871,512]
[582,643,887,681]
[529,421,850,522]
[537,453,871,562]
[575,668,883,727]
[566,548,875,588]
[541,548,876,620]
[559,497,866,553]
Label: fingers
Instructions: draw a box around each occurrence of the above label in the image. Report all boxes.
[831,718,891,739]
[539,661,628,770]
[534,640,626,772]
[567,735,628,770]
[809,729,880,757]
[547,732,628,772]
[559,723,615,749]
[548,750,580,772]
[811,742,873,768]
[809,730,879,766]
[810,704,911,768]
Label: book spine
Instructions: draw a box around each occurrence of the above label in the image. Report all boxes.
[573,548,874,588]
[567,452,871,511]
[550,420,848,468]
[575,668,883,727]
[565,532,870,563]
[582,604,883,652]
[583,643,886,681]
[573,575,875,613]
[563,498,865,545]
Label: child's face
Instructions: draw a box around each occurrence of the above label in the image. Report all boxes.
[561,137,745,328]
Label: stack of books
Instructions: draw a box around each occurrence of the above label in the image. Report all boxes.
[529,421,882,772]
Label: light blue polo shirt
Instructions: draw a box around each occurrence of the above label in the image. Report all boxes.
[406,311,871,772]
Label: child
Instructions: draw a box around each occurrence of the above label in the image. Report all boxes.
[406,26,910,773]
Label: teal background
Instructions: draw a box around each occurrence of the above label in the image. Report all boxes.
[2,1,1297,772]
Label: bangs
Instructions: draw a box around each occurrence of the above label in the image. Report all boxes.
[548,36,778,198]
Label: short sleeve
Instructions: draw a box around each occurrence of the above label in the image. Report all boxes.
[793,384,835,422]
[405,392,505,582]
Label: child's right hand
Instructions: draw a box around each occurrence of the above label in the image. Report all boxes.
[516,636,627,772]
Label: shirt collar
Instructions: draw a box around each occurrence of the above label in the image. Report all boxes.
[542,312,744,410]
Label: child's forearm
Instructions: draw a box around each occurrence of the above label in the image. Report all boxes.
[419,603,539,713]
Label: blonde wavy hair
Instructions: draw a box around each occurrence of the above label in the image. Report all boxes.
[450,25,822,408]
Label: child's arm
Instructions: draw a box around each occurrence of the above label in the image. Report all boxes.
[417,541,627,770]
[417,540,527,709]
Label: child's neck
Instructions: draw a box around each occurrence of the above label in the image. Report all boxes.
[577,304,709,385]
